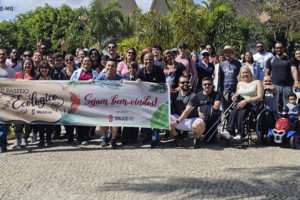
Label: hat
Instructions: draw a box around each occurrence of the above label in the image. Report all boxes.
[171,48,178,53]
[220,45,236,54]
[201,50,210,56]
[200,43,206,48]
[144,47,151,50]
[179,43,188,48]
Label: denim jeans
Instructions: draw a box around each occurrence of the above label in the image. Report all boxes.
[0,124,9,149]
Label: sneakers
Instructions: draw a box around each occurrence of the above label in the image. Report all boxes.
[151,140,160,148]
[31,133,37,142]
[12,139,20,149]
[220,131,231,140]
[1,147,7,153]
[194,138,201,149]
[20,138,27,148]
[171,135,184,147]
[233,134,242,141]
[111,139,118,149]
[100,138,110,147]
[81,141,88,145]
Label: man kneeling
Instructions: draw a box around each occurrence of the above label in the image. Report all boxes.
[170,76,206,148]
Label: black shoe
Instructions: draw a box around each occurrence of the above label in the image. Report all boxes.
[194,139,201,149]
[171,138,183,147]
[142,136,152,144]
[38,142,45,148]
[45,141,52,147]
[181,131,189,138]
[151,140,160,148]
[0,147,7,153]
[111,139,118,149]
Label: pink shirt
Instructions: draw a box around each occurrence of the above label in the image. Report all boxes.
[175,55,197,88]
[117,61,129,76]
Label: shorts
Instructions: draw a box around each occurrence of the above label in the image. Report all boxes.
[170,114,203,132]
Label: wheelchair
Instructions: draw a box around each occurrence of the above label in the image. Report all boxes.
[221,99,276,146]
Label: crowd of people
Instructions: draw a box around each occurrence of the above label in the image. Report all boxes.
[0,39,299,153]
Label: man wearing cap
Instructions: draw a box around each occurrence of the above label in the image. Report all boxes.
[175,43,197,91]
[218,46,242,110]
[197,43,206,63]
[171,48,179,58]
[195,50,214,92]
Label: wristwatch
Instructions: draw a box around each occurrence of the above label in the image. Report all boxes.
[176,120,180,124]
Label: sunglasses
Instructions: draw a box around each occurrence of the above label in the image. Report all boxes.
[202,83,212,86]
[66,59,74,62]
[23,54,32,57]
[127,52,135,55]
[256,46,263,48]
[40,66,49,69]
[180,81,189,84]
[108,46,116,49]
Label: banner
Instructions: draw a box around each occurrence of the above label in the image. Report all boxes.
[0,79,170,129]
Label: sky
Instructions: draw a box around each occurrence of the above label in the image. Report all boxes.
[0,0,200,22]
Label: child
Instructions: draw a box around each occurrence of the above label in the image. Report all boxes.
[283,93,299,115]
[124,61,138,81]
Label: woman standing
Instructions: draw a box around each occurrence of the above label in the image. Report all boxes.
[70,57,99,145]
[196,50,215,92]
[117,47,137,76]
[163,50,187,92]
[12,59,36,148]
[89,48,103,74]
[34,61,54,147]
[242,51,263,81]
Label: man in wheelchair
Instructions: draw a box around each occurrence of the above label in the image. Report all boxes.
[222,66,264,141]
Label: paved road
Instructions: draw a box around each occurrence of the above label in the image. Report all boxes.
[1,136,300,200]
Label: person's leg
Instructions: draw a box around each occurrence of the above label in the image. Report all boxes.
[222,92,233,112]
[236,108,247,137]
[38,125,45,147]
[45,125,52,146]
[283,86,293,106]
[226,108,238,134]
[100,126,109,147]
[193,119,206,148]
[0,124,8,152]
[110,127,119,148]
[13,124,23,148]
[274,85,283,112]
[65,125,75,143]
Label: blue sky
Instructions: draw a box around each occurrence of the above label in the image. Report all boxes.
[0,0,200,22]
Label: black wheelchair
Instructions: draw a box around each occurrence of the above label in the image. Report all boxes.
[220,98,276,146]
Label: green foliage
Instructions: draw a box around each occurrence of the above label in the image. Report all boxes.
[205,5,250,54]
[0,21,18,51]
[169,0,206,51]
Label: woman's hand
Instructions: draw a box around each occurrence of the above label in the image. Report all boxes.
[237,100,247,109]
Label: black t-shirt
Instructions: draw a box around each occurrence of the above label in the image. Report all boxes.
[136,66,166,83]
[266,56,293,86]
[171,91,198,118]
[190,91,221,122]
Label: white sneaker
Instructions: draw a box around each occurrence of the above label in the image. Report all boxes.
[233,135,242,140]
[100,139,109,147]
[20,138,27,148]
[220,131,231,139]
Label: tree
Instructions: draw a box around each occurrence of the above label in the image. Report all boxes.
[205,5,250,54]
[0,21,18,51]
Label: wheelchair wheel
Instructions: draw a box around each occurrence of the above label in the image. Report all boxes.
[256,108,275,144]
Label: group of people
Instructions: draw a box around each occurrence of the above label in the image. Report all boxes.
[0,40,299,153]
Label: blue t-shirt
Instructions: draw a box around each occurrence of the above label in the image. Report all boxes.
[95,73,123,80]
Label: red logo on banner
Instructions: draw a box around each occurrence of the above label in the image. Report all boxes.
[108,115,113,122]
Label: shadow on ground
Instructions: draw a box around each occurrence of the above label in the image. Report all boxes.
[98,166,300,199]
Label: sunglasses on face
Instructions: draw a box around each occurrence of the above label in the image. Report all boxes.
[202,83,212,86]
[40,66,49,69]
[127,52,135,55]
[66,59,74,62]
[256,46,263,48]
[180,81,189,84]
[23,54,32,57]
[108,46,116,49]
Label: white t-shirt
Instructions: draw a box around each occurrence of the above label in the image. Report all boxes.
[6,59,22,72]
[0,66,16,78]
[253,52,274,74]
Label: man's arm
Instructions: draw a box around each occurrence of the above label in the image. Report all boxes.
[170,105,194,127]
